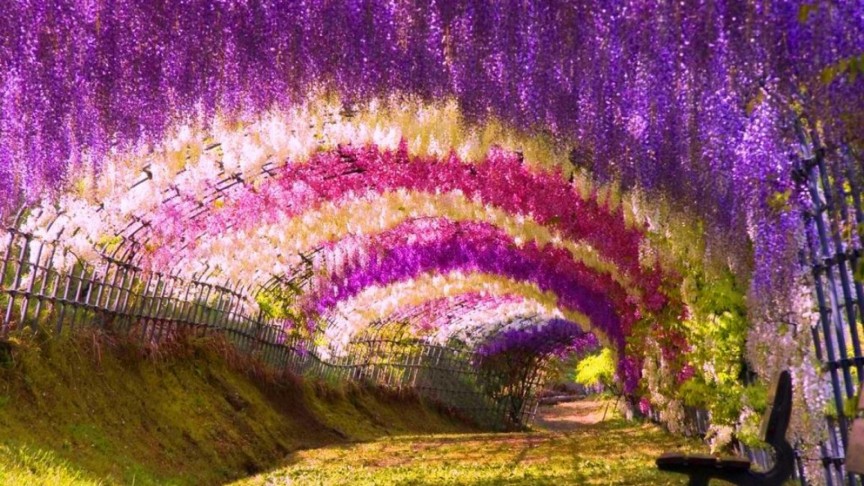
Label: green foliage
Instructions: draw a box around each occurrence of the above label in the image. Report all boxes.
[742,384,768,413]
[255,288,294,320]
[574,349,615,389]
[797,3,818,24]
[96,234,123,253]
[0,443,100,485]
[736,415,767,449]
[640,207,752,429]
[821,53,864,85]
[855,258,864,285]
[767,189,793,214]
[677,268,750,425]
[255,287,308,338]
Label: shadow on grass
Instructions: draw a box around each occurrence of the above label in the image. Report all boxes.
[0,330,480,485]
[234,400,700,486]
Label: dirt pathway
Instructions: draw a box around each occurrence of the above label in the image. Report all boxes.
[533,398,615,432]
[234,397,705,485]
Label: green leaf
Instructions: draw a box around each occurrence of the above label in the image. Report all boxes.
[797,3,817,24]
[574,348,615,387]
[821,65,837,85]
[855,260,864,284]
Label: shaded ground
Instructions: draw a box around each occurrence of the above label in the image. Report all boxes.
[235,399,709,485]
[0,332,471,485]
[0,333,712,485]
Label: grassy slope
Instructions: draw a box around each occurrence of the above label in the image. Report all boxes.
[0,331,471,485]
[235,401,711,486]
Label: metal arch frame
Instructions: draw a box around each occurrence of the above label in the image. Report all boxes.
[111,140,359,272]
[454,314,544,347]
[318,290,597,365]
[326,295,572,354]
[349,295,476,344]
[0,108,627,431]
[64,131,631,361]
[0,205,547,429]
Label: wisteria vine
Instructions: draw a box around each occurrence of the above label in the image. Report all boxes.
[2,2,863,477]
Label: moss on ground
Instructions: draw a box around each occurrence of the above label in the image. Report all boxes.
[235,403,710,486]
[0,330,472,485]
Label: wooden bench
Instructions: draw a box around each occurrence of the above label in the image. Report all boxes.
[656,370,794,486]
[846,384,864,475]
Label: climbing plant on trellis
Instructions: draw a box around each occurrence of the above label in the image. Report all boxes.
[0,212,554,430]
[795,121,864,485]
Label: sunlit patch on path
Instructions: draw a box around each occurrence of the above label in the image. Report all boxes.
[234,399,705,485]
[533,399,613,431]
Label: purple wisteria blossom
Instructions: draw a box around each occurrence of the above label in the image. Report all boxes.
[474,319,600,360]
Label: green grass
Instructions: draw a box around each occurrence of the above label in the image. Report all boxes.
[0,443,100,485]
[0,330,724,485]
[234,403,710,486]
[0,330,472,485]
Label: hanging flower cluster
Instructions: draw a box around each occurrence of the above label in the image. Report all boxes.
[474,319,600,361]
[3,1,861,299]
[319,271,594,352]
[3,2,862,331]
[144,145,646,281]
[3,1,861,220]
[304,219,631,344]
[297,217,681,384]
[371,293,595,349]
[152,185,639,296]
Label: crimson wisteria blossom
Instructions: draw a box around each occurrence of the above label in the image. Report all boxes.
[146,145,647,279]
[300,218,678,382]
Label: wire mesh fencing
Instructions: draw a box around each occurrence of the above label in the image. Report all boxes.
[0,217,543,430]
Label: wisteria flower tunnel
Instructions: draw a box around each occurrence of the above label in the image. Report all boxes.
[1,1,863,484]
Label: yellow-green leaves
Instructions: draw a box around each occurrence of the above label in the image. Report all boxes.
[820,54,864,85]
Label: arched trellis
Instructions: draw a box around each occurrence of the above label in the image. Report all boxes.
[0,80,694,447]
[347,300,585,352]
[0,90,691,435]
[1,147,650,432]
[2,95,674,376]
[0,202,580,429]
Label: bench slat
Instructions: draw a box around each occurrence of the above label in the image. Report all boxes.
[686,454,719,466]
[656,452,687,467]
[716,457,751,471]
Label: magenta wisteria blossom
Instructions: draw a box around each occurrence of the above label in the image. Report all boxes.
[301,217,683,382]
[144,146,647,278]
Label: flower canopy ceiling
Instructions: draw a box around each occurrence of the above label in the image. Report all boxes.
[1,1,862,389]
